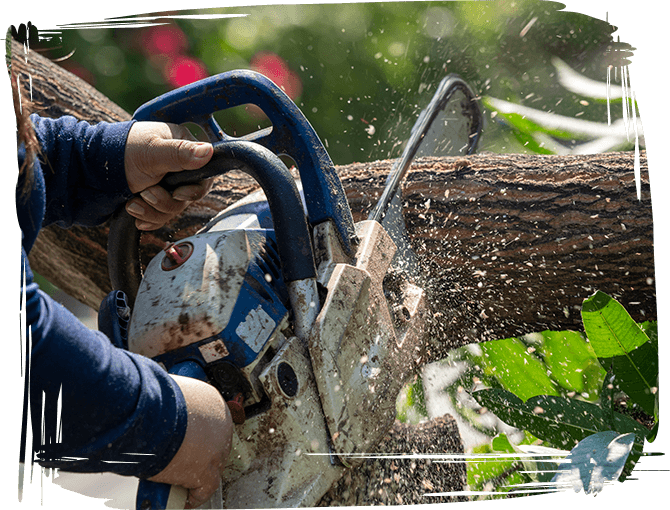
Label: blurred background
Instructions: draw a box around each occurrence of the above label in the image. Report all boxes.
[36,0,638,166]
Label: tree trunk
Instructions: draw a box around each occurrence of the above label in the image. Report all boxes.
[10,40,656,502]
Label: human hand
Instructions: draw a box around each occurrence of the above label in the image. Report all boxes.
[148,375,233,509]
[124,122,215,230]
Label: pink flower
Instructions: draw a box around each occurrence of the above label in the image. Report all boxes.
[250,52,302,100]
[141,25,188,56]
[137,24,209,89]
[165,55,208,87]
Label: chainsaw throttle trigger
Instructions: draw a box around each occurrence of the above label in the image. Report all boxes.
[132,69,357,257]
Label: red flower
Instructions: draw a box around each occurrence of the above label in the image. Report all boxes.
[250,52,302,100]
[165,56,208,87]
[141,25,188,56]
[137,24,209,89]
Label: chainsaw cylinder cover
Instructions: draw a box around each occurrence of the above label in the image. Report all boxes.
[127,228,291,406]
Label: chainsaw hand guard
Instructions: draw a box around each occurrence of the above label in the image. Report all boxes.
[108,140,315,307]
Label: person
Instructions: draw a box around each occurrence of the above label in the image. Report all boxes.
[16,80,233,508]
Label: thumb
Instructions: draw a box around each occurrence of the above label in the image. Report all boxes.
[158,138,214,172]
[126,122,215,193]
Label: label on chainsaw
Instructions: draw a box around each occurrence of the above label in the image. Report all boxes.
[235,306,276,353]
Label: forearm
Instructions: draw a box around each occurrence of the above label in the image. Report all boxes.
[24,251,188,478]
[30,114,136,227]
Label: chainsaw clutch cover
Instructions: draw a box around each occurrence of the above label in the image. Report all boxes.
[309,220,427,468]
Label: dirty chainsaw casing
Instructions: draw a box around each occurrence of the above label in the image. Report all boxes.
[108,70,436,509]
[128,194,425,508]
[126,197,426,508]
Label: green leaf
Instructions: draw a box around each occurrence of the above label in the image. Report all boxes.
[510,128,556,155]
[395,376,427,423]
[467,442,516,492]
[581,292,658,420]
[491,433,516,453]
[581,291,650,357]
[538,330,604,397]
[602,340,658,420]
[473,388,648,449]
[478,338,559,401]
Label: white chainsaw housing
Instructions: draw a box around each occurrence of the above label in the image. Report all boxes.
[127,192,426,507]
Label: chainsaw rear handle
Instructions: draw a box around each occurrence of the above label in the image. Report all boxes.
[136,361,207,510]
[108,140,316,306]
[132,69,357,257]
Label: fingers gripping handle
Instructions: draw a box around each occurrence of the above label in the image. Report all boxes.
[132,69,356,257]
[108,140,317,306]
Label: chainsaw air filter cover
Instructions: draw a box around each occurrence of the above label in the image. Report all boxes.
[126,228,290,372]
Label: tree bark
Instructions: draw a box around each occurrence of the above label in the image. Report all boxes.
[10,40,655,502]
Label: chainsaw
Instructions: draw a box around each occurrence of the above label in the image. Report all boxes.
[101,69,481,509]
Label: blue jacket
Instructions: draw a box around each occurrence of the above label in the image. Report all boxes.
[18,115,188,479]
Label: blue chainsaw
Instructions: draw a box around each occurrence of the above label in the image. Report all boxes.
[102,69,481,509]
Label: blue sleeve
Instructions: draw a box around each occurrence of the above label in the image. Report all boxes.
[30,114,135,228]
[19,116,189,478]
[25,249,188,478]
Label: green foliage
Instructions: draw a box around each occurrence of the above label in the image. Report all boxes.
[473,388,648,450]
[467,291,657,494]
[582,291,659,422]
[483,58,642,155]
[396,374,428,424]
[36,0,624,164]
[477,337,560,401]
[452,329,605,408]
[466,432,554,498]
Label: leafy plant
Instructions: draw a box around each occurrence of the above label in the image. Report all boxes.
[396,373,428,424]
[460,291,657,495]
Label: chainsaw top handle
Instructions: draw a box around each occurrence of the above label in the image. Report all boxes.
[132,69,357,257]
[108,140,316,306]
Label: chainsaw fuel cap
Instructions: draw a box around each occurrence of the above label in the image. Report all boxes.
[161,241,194,271]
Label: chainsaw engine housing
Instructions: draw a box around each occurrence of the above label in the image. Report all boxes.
[126,188,426,507]
[128,226,291,410]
